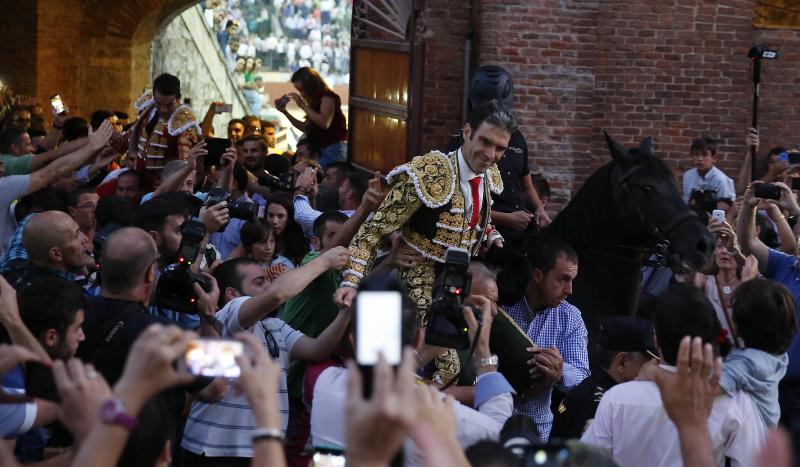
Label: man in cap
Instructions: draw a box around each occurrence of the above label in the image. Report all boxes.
[550,316,658,439]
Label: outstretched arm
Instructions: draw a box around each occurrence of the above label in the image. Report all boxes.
[236,247,350,330]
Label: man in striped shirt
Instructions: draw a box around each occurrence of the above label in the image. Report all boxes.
[182,248,350,464]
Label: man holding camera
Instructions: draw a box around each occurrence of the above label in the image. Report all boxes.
[77,226,224,401]
[335,100,513,379]
[134,195,229,328]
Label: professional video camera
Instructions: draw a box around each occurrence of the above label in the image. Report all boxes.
[425,247,481,350]
[154,220,213,314]
[205,187,258,232]
[256,169,294,192]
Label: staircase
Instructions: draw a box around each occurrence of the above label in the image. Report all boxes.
[151,5,249,137]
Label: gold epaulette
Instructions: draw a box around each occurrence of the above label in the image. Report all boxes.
[486,164,504,195]
[167,105,200,136]
[134,91,154,113]
[386,151,456,208]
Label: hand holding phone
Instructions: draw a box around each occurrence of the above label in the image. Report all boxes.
[50,94,66,115]
[215,103,233,113]
[356,291,403,398]
[711,209,726,222]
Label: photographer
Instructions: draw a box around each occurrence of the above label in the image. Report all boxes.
[308,273,513,465]
[182,247,350,464]
[76,227,224,408]
[134,194,229,327]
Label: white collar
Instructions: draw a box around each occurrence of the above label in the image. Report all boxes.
[457,148,482,184]
[658,363,677,373]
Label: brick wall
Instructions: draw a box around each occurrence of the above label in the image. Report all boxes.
[421,0,800,209]
[0,1,38,96]
[1,0,195,119]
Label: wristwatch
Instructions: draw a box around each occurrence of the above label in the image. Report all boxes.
[99,398,138,430]
[474,354,499,369]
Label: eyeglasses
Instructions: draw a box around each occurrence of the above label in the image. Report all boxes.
[76,203,97,210]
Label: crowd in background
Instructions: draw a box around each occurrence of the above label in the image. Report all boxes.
[206,0,351,83]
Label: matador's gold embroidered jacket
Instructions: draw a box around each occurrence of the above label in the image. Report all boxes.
[126,91,201,172]
[340,150,503,293]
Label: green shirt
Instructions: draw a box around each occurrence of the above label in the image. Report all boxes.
[283,250,342,398]
[0,154,33,175]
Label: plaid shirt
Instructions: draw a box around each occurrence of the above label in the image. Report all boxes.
[0,213,36,273]
[505,297,590,441]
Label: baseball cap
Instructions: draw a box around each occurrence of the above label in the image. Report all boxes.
[597,316,659,359]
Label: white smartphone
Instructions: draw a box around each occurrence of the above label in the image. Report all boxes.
[711,209,726,222]
[182,338,243,378]
[50,94,66,114]
[355,291,402,365]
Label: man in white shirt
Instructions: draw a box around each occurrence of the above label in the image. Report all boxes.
[309,273,515,465]
[581,284,766,467]
[182,248,350,463]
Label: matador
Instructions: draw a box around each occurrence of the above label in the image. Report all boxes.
[336,101,517,381]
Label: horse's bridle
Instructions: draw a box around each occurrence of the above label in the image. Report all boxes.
[607,163,698,271]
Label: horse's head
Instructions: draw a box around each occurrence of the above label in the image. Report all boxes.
[604,132,714,272]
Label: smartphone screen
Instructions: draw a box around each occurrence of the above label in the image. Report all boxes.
[355,291,402,365]
[183,339,243,378]
[50,95,65,115]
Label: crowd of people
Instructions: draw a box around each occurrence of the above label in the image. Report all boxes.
[0,61,799,467]
[207,0,351,82]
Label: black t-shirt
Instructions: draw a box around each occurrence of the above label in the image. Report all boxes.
[77,296,210,400]
[445,129,530,213]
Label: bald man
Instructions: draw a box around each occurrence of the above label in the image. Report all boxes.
[5,211,94,288]
[77,227,226,407]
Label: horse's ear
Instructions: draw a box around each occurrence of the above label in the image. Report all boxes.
[604,131,628,164]
[639,137,654,157]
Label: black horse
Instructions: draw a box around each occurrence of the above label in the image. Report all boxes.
[541,133,715,341]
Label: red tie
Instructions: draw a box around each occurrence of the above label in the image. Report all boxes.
[469,177,481,228]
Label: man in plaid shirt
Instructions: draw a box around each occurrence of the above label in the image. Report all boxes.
[505,235,589,441]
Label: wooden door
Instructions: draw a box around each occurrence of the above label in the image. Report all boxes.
[348,0,425,174]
